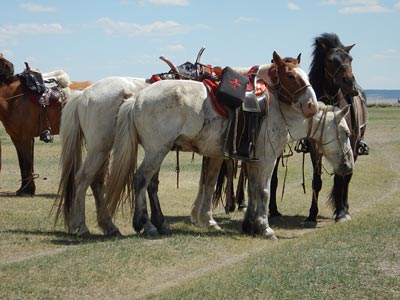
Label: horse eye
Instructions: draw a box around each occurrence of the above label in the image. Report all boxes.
[287,74,295,80]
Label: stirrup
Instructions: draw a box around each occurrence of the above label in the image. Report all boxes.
[295,139,310,153]
[40,129,53,143]
[248,142,259,161]
[356,140,369,155]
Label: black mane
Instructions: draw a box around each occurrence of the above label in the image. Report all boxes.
[309,33,345,97]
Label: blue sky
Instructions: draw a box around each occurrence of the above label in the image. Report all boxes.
[1,0,399,89]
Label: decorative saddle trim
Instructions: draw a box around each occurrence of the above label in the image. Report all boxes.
[203,79,228,118]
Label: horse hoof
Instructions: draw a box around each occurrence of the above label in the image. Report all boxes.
[105,228,122,237]
[157,222,171,235]
[142,223,159,237]
[210,223,223,231]
[70,224,90,238]
[335,214,352,223]
[261,227,277,240]
[304,220,317,228]
[16,190,34,197]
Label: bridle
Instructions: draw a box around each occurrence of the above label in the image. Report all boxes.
[324,61,352,86]
[306,105,351,158]
[269,66,311,105]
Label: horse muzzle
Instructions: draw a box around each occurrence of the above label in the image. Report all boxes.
[300,98,318,119]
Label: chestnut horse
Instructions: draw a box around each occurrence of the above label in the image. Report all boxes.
[219,33,368,224]
[0,54,91,196]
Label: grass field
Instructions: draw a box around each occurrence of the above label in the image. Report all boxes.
[0,107,399,300]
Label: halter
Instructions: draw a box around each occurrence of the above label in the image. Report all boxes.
[307,106,351,158]
[324,62,351,85]
[270,67,311,105]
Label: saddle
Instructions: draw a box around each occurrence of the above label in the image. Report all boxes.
[218,66,269,160]
[18,63,70,143]
[153,48,269,161]
[18,62,66,107]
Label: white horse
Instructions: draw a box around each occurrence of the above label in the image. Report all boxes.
[55,76,149,237]
[190,101,354,234]
[101,51,322,239]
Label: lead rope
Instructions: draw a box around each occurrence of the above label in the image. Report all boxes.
[176,149,180,189]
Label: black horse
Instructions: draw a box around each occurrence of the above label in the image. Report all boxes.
[216,33,368,224]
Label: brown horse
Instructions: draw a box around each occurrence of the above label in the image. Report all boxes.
[0,54,91,196]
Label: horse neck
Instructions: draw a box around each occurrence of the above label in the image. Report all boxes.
[268,91,308,140]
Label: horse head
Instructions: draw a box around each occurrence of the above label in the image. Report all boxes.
[314,103,354,176]
[0,53,15,84]
[311,33,359,98]
[268,51,318,118]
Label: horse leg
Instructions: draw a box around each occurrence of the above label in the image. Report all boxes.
[133,152,167,236]
[225,158,236,213]
[11,136,36,196]
[236,162,247,211]
[269,156,282,217]
[147,169,171,235]
[306,146,323,225]
[243,161,276,239]
[332,173,352,222]
[191,156,224,230]
[90,156,121,237]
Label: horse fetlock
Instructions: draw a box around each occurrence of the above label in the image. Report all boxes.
[70,223,90,238]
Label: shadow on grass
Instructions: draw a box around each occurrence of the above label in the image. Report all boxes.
[0,192,57,199]
[0,213,333,246]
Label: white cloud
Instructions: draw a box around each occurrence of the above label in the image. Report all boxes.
[0,23,66,47]
[288,2,301,10]
[161,44,185,51]
[0,23,64,36]
[19,3,57,12]
[96,18,206,37]
[394,1,400,10]
[372,48,400,60]
[234,17,257,23]
[339,4,389,13]
[320,0,391,14]
[320,0,338,5]
[138,0,189,6]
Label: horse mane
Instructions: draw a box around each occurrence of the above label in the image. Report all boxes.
[309,33,345,97]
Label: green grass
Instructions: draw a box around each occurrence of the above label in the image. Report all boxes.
[0,107,399,300]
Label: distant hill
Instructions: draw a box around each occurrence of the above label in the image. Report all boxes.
[365,90,400,101]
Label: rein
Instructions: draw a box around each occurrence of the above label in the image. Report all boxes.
[4,93,25,101]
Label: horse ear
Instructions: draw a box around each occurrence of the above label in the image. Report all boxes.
[317,41,327,51]
[336,104,351,119]
[272,51,284,67]
[344,44,355,53]
[297,53,301,64]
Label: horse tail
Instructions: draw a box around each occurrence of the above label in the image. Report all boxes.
[54,91,84,227]
[101,98,138,221]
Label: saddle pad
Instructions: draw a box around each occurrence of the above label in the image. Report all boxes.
[216,67,249,109]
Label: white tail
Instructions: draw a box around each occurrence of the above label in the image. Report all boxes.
[54,91,84,226]
[101,98,139,220]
